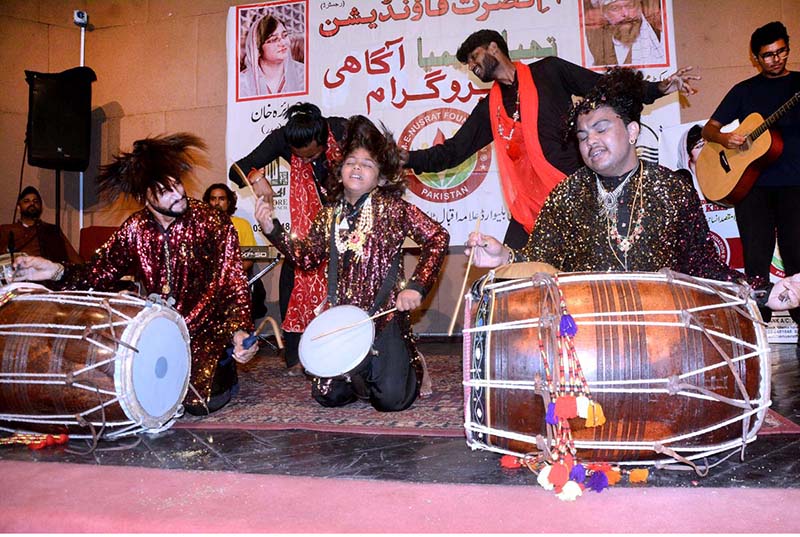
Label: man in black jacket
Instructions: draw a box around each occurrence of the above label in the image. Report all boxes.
[229,103,347,375]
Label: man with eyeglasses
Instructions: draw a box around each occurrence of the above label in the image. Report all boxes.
[702,21,800,346]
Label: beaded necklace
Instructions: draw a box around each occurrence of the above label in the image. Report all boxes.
[597,161,645,270]
[333,194,373,262]
[496,86,520,141]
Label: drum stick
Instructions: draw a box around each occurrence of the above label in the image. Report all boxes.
[256,316,284,349]
[231,162,260,201]
[448,218,481,336]
[311,307,397,341]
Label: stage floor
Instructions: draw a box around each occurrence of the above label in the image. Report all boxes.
[1,340,799,490]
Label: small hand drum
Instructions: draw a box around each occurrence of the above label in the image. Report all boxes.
[299,305,374,378]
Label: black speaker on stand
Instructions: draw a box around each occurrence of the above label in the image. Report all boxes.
[24,66,96,233]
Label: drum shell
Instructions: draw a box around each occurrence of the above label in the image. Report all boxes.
[464,272,770,462]
[0,291,190,437]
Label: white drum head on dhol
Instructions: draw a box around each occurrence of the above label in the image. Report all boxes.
[116,305,190,428]
[299,305,374,378]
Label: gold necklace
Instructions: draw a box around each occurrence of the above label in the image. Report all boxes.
[602,162,645,270]
[334,195,373,262]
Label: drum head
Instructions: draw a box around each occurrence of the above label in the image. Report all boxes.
[117,306,191,428]
[299,305,374,378]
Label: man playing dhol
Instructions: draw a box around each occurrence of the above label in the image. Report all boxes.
[13,133,258,415]
[230,102,347,376]
[464,68,800,315]
[404,29,698,248]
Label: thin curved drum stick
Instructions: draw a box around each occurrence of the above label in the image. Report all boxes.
[311,307,397,341]
[231,162,260,201]
[448,218,481,336]
[256,316,284,349]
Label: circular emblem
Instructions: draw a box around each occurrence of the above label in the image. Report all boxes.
[707,231,729,264]
[399,107,491,203]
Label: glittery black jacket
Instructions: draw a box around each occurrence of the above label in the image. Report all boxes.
[515,161,768,289]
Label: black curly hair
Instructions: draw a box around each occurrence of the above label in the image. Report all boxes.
[202,182,237,215]
[565,67,645,142]
[329,115,405,200]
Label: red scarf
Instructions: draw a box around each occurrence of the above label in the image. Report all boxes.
[283,129,342,332]
[489,62,566,233]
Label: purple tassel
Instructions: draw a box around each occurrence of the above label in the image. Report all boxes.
[546,402,557,425]
[559,313,578,337]
[569,463,586,483]
[587,471,609,492]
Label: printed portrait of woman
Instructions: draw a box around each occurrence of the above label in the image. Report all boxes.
[239,5,306,99]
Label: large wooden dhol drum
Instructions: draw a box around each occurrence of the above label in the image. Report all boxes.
[0,286,191,439]
[463,270,771,467]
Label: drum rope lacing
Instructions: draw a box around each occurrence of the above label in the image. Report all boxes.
[463,271,771,475]
[0,294,165,439]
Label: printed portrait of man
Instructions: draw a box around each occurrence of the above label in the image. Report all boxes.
[582,0,667,68]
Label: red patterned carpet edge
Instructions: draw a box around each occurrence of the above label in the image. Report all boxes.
[176,352,466,437]
[175,350,799,438]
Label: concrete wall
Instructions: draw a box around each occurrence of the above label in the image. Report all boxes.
[0,0,798,333]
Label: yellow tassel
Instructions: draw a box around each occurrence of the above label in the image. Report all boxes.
[585,401,606,427]
[629,468,649,483]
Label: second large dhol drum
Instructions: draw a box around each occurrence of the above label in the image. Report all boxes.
[0,286,191,439]
[463,270,771,467]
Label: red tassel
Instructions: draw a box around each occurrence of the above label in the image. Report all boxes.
[500,455,522,469]
[554,395,578,419]
[548,462,570,488]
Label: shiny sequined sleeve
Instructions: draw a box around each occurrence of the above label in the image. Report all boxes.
[400,200,449,297]
[63,201,254,335]
[266,208,333,271]
[515,163,767,290]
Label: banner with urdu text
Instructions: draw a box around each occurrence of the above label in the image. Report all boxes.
[226,0,679,245]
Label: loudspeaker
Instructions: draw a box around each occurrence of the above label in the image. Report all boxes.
[25,66,96,172]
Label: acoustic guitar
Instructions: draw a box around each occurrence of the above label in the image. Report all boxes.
[696,91,800,206]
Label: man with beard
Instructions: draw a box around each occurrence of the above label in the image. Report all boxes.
[203,182,268,321]
[0,186,82,264]
[13,133,259,414]
[403,29,695,248]
[585,0,666,67]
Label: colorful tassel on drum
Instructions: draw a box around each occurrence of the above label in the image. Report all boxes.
[500,455,522,469]
[576,395,590,418]
[585,401,606,427]
[554,395,578,420]
[559,313,578,337]
[628,468,649,483]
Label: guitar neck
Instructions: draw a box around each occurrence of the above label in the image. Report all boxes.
[749,91,800,141]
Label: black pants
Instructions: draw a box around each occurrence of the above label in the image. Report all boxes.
[183,353,239,416]
[735,186,800,325]
[311,319,420,412]
[278,259,301,367]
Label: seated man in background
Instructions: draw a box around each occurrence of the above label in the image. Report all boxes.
[203,183,267,320]
[0,186,82,264]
